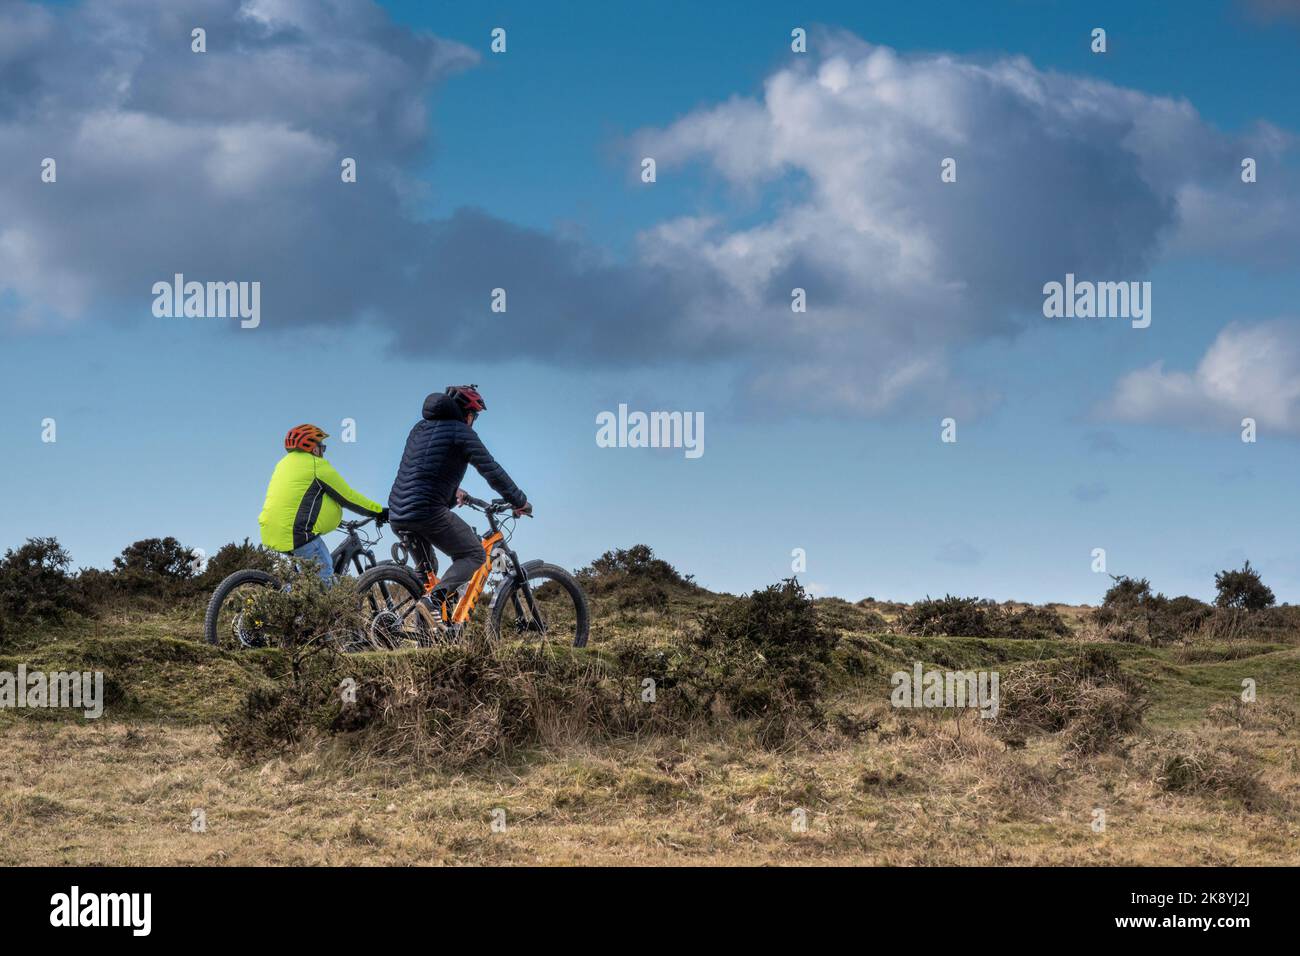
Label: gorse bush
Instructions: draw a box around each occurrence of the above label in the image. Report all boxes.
[689,578,838,722]
[196,538,278,590]
[1102,575,1152,608]
[577,544,698,613]
[0,537,84,641]
[240,558,365,652]
[901,596,999,637]
[604,578,843,744]
[73,536,211,609]
[579,545,693,588]
[898,596,1070,639]
[17,536,281,614]
[224,576,843,763]
[107,537,197,598]
[1091,567,1288,644]
[1214,561,1275,611]
[1091,575,1213,645]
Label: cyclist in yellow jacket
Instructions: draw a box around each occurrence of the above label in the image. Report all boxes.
[258,424,388,581]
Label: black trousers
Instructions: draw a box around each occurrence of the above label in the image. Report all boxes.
[392,509,484,598]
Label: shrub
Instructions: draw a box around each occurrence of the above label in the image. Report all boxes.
[222,576,843,764]
[1102,575,1152,608]
[1090,575,1213,645]
[577,545,696,609]
[1214,561,1275,611]
[0,537,84,640]
[1001,605,1072,640]
[582,544,691,583]
[900,596,1070,639]
[1149,735,1271,810]
[109,537,198,597]
[1207,698,1298,733]
[900,596,998,637]
[221,642,652,766]
[239,558,365,652]
[196,538,279,589]
[683,579,839,740]
[993,647,1148,756]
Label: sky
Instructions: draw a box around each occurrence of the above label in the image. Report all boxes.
[1,0,1298,604]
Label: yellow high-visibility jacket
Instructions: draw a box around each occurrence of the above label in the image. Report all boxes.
[258,451,383,552]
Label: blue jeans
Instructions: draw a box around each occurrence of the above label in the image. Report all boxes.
[292,536,335,583]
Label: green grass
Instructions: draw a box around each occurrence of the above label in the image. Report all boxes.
[3,591,1297,737]
[0,629,279,724]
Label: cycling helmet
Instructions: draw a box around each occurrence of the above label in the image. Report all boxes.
[285,424,328,456]
[445,384,486,415]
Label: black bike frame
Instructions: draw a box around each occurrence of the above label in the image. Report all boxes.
[331,521,379,576]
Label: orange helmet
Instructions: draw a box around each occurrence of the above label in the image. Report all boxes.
[285,424,328,456]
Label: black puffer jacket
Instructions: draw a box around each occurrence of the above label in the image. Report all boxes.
[388,393,527,521]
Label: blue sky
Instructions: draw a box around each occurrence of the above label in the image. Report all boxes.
[2,0,1298,604]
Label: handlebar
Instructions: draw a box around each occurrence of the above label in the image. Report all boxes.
[339,516,378,532]
[462,495,514,512]
[460,496,530,525]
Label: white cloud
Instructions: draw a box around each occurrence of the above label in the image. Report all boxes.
[1101,321,1300,432]
[633,34,1297,415]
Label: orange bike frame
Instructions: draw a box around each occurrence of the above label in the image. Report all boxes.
[423,530,503,624]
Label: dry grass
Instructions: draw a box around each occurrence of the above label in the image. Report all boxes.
[3,590,1298,866]
[2,704,1296,866]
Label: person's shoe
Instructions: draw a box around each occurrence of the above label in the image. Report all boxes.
[419,590,458,639]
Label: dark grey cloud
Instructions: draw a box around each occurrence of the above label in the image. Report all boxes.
[2,7,1295,419]
[0,0,727,365]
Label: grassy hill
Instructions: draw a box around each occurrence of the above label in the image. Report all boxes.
[1,548,1297,865]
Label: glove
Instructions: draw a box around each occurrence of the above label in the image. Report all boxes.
[376,507,390,527]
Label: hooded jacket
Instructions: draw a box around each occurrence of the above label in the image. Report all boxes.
[387,393,527,522]
[258,451,384,552]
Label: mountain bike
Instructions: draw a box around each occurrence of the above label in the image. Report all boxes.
[354,496,589,648]
[203,517,410,649]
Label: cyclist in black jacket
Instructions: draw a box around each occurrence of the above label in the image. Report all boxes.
[388,385,531,622]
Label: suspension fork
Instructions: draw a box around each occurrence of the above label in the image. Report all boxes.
[503,549,545,631]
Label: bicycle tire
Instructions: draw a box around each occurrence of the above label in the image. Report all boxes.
[204,568,279,648]
[490,561,590,648]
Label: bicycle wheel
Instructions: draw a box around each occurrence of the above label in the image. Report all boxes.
[354,563,434,650]
[490,562,590,648]
[204,569,280,649]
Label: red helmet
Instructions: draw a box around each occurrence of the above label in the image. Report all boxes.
[285,424,328,456]
[445,384,486,415]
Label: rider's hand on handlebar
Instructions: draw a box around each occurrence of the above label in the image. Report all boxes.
[454,488,468,508]
[513,502,533,518]
[375,507,389,527]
